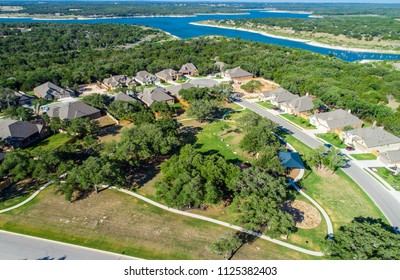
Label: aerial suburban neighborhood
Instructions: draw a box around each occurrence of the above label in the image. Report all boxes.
[0,1,400,268]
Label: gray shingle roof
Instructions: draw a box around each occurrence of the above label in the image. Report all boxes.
[215,61,230,70]
[269,88,298,103]
[135,71,158,84]
[165,83,194,97]
[114,92,137,102]
[0,118,39,139]
[379,149,400,164]
[103,75,132,88]
[316,109,363,129]
[34,82,74,100]
[346,126,400,148]
[179,63,197,73]
[289,96,314,113]
[226,66,253,79]
[137,88,174,106]
[46,101,100,120]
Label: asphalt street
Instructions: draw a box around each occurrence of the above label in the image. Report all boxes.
[0,230,136,260]
[238,100,400,232]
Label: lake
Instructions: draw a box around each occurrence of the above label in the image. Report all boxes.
[1,10,399,62]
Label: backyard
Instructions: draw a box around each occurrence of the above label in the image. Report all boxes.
[26,134,74,152]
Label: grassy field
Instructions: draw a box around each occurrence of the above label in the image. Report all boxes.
[0,187,318,260]
[351,153,377,160]
[280,114,314,130]
[373,168,400,191]
[316,133,346,149]
[26,134,74,152]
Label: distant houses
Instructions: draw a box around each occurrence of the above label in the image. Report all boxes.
[45,101,101,120]
[102,75,132,90]
[137,88,175,107]
[33,82,75,101]
[179,63,198,76]
[340,126,400,154]
[309,109,363,133]
[0,118,45,148]
[155,69,181,83]
[225,66,253,81]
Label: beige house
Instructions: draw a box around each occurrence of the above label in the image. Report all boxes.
[280,95,314,118]
[378,150,400,167]
[134,71,159,86]
[268,88,298,107]
[102,75,132,90]
[137,88,175,107]
[309,109,363,133]
[178,63,198,76]
[340,127,400,154]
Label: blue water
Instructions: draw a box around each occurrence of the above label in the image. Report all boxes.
[1,10,399,62]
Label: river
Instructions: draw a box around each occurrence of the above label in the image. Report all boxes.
[1,10,399,62]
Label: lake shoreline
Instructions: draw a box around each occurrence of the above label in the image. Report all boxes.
[191,22,400,55]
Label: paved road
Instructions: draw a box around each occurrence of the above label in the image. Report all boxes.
[238,100,400,232]
[0,230,137,260]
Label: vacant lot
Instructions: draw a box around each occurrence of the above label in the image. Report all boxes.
[98,121,134,143]
[233,78,278,98]
[0,188,317,260]
[26,134,74,152]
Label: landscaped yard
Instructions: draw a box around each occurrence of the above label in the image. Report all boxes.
[25,91,35,96]
[256,101,277,110]
[0,187,318,260]
[372,167,400,191]
[26,134,74,152]
[351,153,377,160]
[316,133,346,148]
[280,114,314,130]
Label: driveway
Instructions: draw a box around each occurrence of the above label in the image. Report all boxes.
[237,99,400,232]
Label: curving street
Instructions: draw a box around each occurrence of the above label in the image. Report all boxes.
[237,99,400,232]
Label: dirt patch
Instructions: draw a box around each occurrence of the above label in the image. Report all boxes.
[282,200,321,229]
[98,121,134,143]
[233,78,279,98]
[287,169,300,181]
[77,83,108,96]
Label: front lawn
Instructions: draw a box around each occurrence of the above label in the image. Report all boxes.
[26,134,74,152]
[372,167,400,191]
[256,101,277,110]
[351,153,377,160]
[316,133,346,148]
[161,82,172,86]
[25,91,35,96]
[280,114,314,130]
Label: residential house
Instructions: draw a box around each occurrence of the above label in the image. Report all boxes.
[178,63,198,76]
[14,92,35,107]
[165,83,194,98]
[268,88,298,107]
[225,66,253,81]
[309,109,363,133]
[137,88,174,107]
[340,126,400,154]
[102,75,132,90]
[0,90,35,108]
[134,71,159,85]
[0,118,43,148]
[258,91,275,101]
[155,69,181,83]
[114,92,138,103]
[45,101,101,120]
[215,61,230,71]
[281,95,314,118]
[378,150,400,167]
[33,82,75,101]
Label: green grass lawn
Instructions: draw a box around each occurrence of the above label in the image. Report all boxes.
[161,82,172,86]
[316,133,346,149]
[176,78,188,84]
[25,91,35,96]
[280,114,315,130]
[0,187,318,260]
[170,102,184,109]
[373,167,400,191]
[256,101,277,110]
[26,134,74,152]
[351,153,377,160]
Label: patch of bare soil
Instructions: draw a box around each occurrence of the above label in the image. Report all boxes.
[282,200,321,229]
[233,78,279,98]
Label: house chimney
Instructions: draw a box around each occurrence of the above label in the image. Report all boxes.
[347,109,351,114]
[306,92,309,96]
[372,120,377,127]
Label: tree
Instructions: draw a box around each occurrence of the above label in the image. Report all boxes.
[150,101,175,118]
[107,100,155,124]
[210,83,233,101]
[237,112,277,133]
[208,232,243,260]
[0,149,35,182]
[3,106,34,121]
[255,148,285,176]
[240,80,262,93]
[306,145,346,172]
[64,117,99,138]
[326,217,400,260]
[239,124,280,154]
[187,100,220,122]
[231,167,295,236]
[82,93,110,110]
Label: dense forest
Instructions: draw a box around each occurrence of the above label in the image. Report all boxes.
[214,16,400,41]
[0,1,258,17]
[0,23,399,137]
